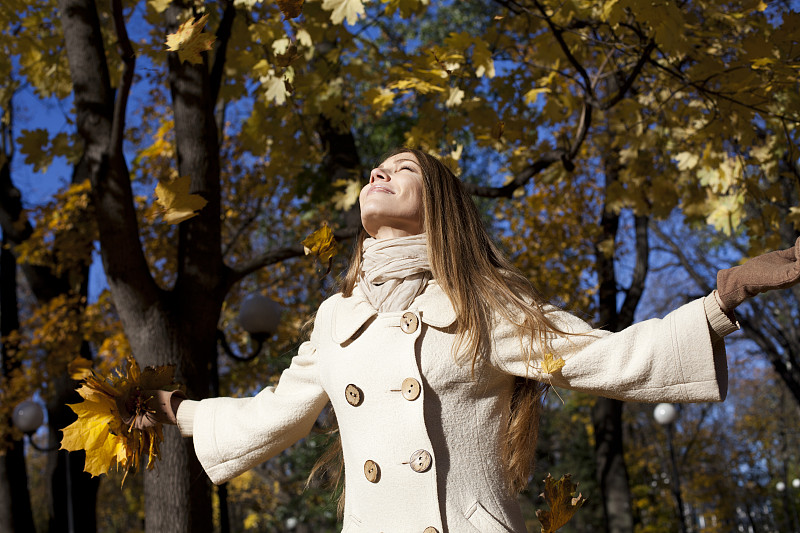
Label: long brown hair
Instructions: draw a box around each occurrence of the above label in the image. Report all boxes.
[311,148,568,500]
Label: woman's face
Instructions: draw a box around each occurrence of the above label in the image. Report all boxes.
[360,152,424,239]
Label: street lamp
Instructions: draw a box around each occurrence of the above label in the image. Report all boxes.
[217,294,282,362]
[12,400,57,452]
[12,399,74,533]
[777,477,800,532]
[654,403,688,533]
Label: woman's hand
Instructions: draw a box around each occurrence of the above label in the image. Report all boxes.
[115,389,186,430]
[717,236,800,313]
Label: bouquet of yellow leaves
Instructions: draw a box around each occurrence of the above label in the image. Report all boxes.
[61,355,182,485]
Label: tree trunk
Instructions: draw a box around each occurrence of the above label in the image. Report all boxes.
[59,1,223,530]
[0,235,36,533]
[1,115,100,533]
[591,150,650,533]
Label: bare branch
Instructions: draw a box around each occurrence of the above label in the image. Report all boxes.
[651,225,714,294]
[531,0,593,96]
[229,226,360,284]
[600,40,655,110]
[648,57,800,124]
[210,0,236,106]
[463,152,557,197]
[465,101,592,198]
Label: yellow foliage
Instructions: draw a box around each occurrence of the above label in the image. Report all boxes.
[382,0,428,18]
[14,180,97,277]
[136,119,175,163]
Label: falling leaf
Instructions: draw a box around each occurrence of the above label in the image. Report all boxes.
[536,473,587,533]
[68,356,93,380]
[540,352,565,375]
[302,223,337,264]
[154,176,208,224]
[60,356,181,484]
[165,14,216,65]
[277,0,304,19]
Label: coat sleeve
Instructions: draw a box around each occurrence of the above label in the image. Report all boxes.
[188,329,329,485]
[490,295,731,403]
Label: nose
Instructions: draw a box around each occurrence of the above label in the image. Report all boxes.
[369,167,389,183]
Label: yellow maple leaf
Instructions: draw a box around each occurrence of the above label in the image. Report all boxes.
[302,224,337,264]
[165,14,216,65]
[540,352,565,375]
[536,473,587,533]
[68,356,93,380]
[154,176,208,224]
[60,356,180,484]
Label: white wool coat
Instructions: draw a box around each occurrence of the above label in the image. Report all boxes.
[177,281,736,533]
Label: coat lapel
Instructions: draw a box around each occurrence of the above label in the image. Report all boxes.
[330,281,457,344]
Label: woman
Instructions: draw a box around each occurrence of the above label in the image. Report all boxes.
[149,148,799,532]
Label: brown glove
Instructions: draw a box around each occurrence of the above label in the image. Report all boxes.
[717,237,800,313]
[115,388,186,431]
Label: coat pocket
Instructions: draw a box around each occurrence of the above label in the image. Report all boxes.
[464,501,513,533]
[341,514,365,533]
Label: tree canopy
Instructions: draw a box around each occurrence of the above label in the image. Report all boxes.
[1,0,799,531]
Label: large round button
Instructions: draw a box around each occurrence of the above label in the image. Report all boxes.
[401,378,421,401]
[364,460,380,483]
[345,384,363,406]
[423,528,439,533]
[409,449,432,473]
[400,312,419,334]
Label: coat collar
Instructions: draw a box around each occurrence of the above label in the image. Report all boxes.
[331,280,457,344]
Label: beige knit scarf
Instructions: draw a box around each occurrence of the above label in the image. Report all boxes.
[358,234,432,312]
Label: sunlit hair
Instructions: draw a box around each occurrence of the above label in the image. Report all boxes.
[310,147,569,505]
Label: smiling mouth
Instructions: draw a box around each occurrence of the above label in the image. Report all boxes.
[369,185,394,194]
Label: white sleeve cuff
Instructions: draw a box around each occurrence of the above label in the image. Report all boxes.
[175,399,199,438]
[704,291,739,338]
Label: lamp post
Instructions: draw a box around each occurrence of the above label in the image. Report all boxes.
[214,294,281,533]
[12,400,74,533]
[216,294,282,362]
[776,477,800,532]
[654,403,688,533]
